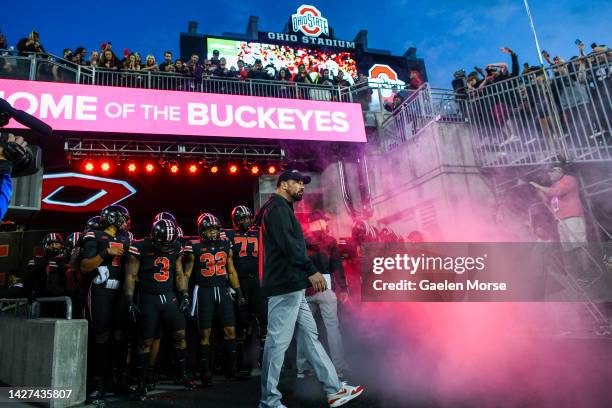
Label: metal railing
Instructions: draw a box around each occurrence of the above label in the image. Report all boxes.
[0,52,422,120]
[379,83,438,151]
[0,296,73,319]
[459,50,612,167]
[31,296,73,319]
[0,53,364,104]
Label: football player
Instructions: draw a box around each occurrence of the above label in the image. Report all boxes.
[26,233,68,299]
[225,206,267,374]
[80,205,131,404]
[65,232,84,318]
[181,213,246,385]
[125,219,196,399]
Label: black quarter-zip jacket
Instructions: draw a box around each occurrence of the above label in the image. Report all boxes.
[254,193,317,297]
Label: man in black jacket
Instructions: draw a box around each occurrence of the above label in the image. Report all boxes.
[255,170,364,408]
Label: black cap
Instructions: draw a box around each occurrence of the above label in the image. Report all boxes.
[213,49,219,54]
[277,169,311,187]
[309,210,329,222]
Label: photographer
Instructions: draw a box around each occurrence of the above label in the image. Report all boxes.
[0,133,28,221]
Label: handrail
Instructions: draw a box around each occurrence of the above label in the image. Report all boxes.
[31,296,73,320]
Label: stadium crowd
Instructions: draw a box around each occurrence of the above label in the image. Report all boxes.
[449,39,612,148]
[0,31,358,86]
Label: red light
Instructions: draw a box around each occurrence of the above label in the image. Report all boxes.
[145,163,155,173]
[127,163,137,172]
[100,161,111,172]
[170,164,179,174]
[267,165,277,174]
[250,165,260,175]
[188,164,198,174]
[229,164,238,174]
[84,161,95,172]
[210,165,219,174]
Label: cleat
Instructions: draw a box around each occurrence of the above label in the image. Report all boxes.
[86,389,105,405]
[130,385,147,401]
[327,382,365,407]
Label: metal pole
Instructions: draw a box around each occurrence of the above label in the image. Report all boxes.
[523,0,545,66]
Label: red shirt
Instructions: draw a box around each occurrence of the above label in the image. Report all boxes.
[546,175,584,219]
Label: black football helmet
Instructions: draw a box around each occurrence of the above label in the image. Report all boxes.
[154,211,177,224]
[86,216,101,232]
[43,233,65,257]
[231,205,253,230]
[100,205,130,231]
[151,219,178,252]
[197,212,221,244]
[65,232,82,253]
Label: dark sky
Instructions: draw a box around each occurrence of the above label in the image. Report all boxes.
[2,0,610,88]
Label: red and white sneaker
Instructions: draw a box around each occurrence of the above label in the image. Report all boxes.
[327,382,365,407]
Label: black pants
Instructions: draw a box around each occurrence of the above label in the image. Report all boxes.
[139,292,185,340]
[193,286,235,329]
[236,275,267,338]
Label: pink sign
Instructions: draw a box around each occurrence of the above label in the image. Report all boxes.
[0,79,367,143]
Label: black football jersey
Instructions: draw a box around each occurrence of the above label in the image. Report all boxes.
[129,238,181,294]
[27,255,69,296]
[82,230,129,282]
[183,239,231,287]
[224,228,260,278]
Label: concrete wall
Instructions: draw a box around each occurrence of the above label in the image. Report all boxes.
[0,317,87,407]
[312,122,530,242]
[254,121,531,242]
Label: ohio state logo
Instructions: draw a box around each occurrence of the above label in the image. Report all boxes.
[367,64,406,98]
[291,5,329,37]
[41,173,136,213]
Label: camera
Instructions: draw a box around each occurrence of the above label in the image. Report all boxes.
[0,98,50,177]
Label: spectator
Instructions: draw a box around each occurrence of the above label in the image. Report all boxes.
[159,51,174,72]
[247,59,268,80]
[134,52,143,67]
[210,49,221,68]
[213,57,229,78]
[99,49,119,69]
[187,53,202,76]
[236,59,248,80]
[123,53,140,71]
[174,59,187,74]
[142,54,158,72]
[384,94,405,113]
[0,32,9,51]
[408,70,424,90]
[590,42,610,54]
[88,50,100,67]
[17,31,45,56]
[293,63,311,83]
[202,59,214,77]
[72,47,87,65]
[333,70,350,87]
[62,48,73,61]
[355,73,368,86]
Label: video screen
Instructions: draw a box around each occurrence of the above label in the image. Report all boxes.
[207,37,358,83]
